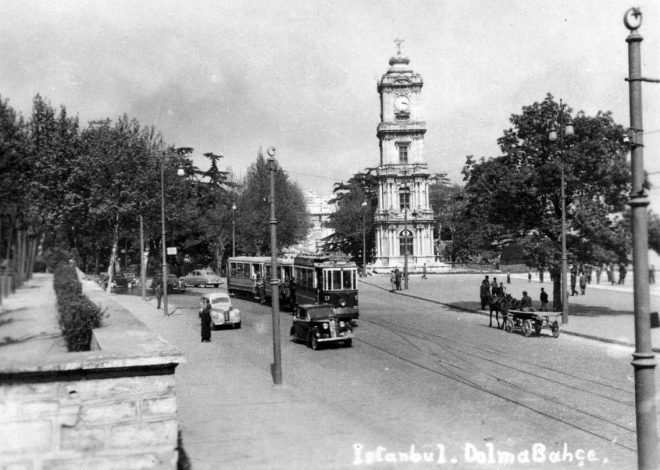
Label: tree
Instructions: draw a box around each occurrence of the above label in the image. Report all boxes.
[323,170,378,263]
[235,150,309,255]
[462,94,632,310]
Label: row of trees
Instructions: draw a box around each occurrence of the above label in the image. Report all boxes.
[0,94,310,295]
[326,94,660,309]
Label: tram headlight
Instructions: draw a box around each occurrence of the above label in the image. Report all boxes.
[322,323,329,330]
[339,299,347,307]
[339,321,346,328]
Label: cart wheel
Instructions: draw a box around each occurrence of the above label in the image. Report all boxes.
[552,321,560,338]
[504,319,514,333]
[522,320,533,337]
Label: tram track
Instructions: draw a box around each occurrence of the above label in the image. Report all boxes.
[358,316,637,453]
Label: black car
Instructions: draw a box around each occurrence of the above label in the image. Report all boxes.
[290,304,353,350]
[151,273,186,293]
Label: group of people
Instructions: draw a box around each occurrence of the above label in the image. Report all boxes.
[390,267,403,291]
[479,275,549,312]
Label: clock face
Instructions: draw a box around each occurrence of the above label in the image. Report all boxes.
[394,95,410,114]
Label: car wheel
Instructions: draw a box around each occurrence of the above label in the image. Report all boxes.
[234,322,241,329]
[344,339,352,348]
[214,284,219,288]
[310,334,320,350]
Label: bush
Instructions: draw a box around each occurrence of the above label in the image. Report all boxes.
[53,263,103,351]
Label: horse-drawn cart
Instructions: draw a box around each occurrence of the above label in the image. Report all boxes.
[504,309,561,338]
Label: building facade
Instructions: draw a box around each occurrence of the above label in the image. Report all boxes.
[372,48,447,273]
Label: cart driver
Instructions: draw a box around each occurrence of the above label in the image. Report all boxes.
[520,291,533,311]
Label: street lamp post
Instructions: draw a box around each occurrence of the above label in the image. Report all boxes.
[232,203,237,257]
[160,153,185,317]
[624,8,658,469]
[267,146,282,385]
[361,201,367,276]
[548,99,574,325]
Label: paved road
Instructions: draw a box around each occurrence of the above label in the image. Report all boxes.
[114,279,642,469]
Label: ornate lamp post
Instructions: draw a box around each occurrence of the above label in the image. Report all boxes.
[267,146,282,385]
[361,201,367,276]
[548,100,574,325]
[231,203,237,257]
[624,8,658,469]
[160,154,185,317]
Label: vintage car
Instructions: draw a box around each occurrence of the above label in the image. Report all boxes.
[151,273,186,293]
[290,304,353,350]
[180,269,223,287]
[201,292,241,329]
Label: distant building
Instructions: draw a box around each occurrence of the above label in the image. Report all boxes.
[287,190,335,255]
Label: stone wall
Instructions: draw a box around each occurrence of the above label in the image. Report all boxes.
[0,277,184,470]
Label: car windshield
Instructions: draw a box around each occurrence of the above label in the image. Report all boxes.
[307,307,334,319]
[211,297,230,305]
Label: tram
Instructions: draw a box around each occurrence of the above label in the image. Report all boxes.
[226,256,294,306]
[292,253,359,322]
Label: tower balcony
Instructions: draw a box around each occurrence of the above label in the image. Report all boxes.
[377,121,427,138]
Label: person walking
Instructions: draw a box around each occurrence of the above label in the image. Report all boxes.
[480,278,490,310]
[579,271,587,295]
[596,265,602,284]
[528,269,532,283]
[155,282,163,310]
[650,265,656,284]
[607,263,614,285]
[199,298,212,342]
[570,269,578,296]
[619,263,627,285]
[390,269,396,292]
[506,271,511,284]
[394,268,402,291]
[540,288,548,311]
[422,263,427,280]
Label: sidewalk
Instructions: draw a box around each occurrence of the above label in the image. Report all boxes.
[362,272,660,352]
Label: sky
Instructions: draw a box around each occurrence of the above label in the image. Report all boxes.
[1,0,659,203]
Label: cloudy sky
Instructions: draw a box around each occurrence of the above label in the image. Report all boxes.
[1,1,659,201]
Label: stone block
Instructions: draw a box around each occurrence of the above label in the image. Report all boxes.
[0,420,52,453]
[141,397,177,416]
[42,453,170,470]
[60,425,107,451]
[81,400,137,423]
[1,460,34,470]
[20,401,59,417]
[109,420,177,449]
[71,376,175,400]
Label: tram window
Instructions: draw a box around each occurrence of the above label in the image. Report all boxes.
[332,270,342,290]
[234,263,241,278]
[343,270,354,289]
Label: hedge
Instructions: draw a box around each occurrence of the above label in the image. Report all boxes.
[53,263,103,351]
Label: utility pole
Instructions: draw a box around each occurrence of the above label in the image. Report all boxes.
[267,147,282,385]
[624,7,658,469]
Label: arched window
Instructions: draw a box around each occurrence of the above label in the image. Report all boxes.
[399,229,413,256]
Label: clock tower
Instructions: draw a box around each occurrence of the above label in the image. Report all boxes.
[372,44,444,274]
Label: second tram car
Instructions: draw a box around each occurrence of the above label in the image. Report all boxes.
[292,254,359,322]
[226,256,294,307]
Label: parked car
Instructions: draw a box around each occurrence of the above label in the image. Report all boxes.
[151,273,186,293]
[200,292,241,329]
[290,304,353,350]
[114,270,139,288]
[180,269,223,287]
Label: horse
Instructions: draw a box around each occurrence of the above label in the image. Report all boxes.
[489,293,515,329]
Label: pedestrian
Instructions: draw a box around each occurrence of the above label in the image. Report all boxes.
[480,278,490,310]
[596,265,602,284]
[422,263,427,280]
[256,272,266,304]
[570,269,578,296]
[619,263,627,285]
[155,282,163,309]
[540,288,548,311]
[607,263,614,285]
[490,277,498,293]
[199,298,212,342]
[650,265,656,284]
[498,282,506,297]
[506,271,511,284]
[579,271,587,295]
[520,291,533,311]
[394,268,402,291]
[390,269,396,291]
[528,269,532,283]
[539,267,544,283]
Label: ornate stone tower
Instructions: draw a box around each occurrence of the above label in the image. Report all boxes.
[373,43,439,273]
